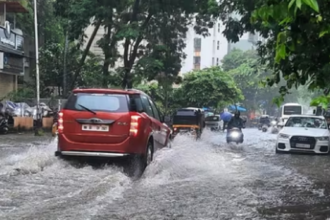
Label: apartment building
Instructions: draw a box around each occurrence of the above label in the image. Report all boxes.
[0,0,27,98]
[180,20,229,74]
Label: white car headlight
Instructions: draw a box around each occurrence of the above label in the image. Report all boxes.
[231,132,240,138]
[279,133,290,139]
[271,121,277,125]
[316,136,329,141]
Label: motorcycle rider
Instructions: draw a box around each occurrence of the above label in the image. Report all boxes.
[227,111,244,130]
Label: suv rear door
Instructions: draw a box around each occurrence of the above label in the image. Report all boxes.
[148,98,168,146]
[140,95,162,148]
[61,92,130,144]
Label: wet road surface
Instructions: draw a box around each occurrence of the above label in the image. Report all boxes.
[1,129,330,219]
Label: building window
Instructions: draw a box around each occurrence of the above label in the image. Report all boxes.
[194,38,202,52]
[217,41,220,50]
[212,57,214,66]
[216,58,219,66]
[218,23,220,33]
[213,40,216,53]
[194,56,201,70]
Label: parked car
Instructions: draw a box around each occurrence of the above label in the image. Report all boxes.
[55,88,172,176]
[276,115,330,154]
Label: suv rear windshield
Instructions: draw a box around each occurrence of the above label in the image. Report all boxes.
[64,93,129,112]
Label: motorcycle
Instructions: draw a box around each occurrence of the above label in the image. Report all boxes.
[226,127,244,144]
[0,113,9,134]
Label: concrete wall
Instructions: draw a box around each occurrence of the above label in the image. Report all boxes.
[0,73,15,98]
[13,116,54,130]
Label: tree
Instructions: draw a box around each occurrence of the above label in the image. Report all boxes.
[175,67,243,108]
[116,0,219,88]
[54,0,106,89]
[222,49,258,72]
[217,0,326,105]
[36,43,103,97]
[222,49,274,111]
[15,0,64,45]
[55,0,220,88]
[136,82,182,115]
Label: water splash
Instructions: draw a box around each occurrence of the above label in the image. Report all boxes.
[0,139,58,176]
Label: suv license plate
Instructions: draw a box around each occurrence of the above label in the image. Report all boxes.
[82,124,109,132]
[296,143,310,148]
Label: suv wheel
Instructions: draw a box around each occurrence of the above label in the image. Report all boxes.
[126,140,154,178]
[146,141,153,166]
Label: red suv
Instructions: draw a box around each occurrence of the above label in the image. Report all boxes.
[55,88,172,175]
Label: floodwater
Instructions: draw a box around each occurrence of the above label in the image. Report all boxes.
[0,129,330,219]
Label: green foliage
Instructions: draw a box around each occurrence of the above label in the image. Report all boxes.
[54,0,220,88]
[222,49,259,72]
[35,43,104,97]
[222,49,276,111]
[222,49,323,112]
[175,67,243,108]
[218,0,328,106]
[310,95,330,109]
[136,82,181,115]
[1,88,35,102]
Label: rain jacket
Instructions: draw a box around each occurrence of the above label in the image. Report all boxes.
[227,117,244,129]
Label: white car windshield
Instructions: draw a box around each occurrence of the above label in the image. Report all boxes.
[285,117,327,129]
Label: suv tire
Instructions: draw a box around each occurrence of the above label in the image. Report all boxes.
[126,139,154,178]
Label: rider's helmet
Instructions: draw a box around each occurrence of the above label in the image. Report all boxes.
[234,111,240,118]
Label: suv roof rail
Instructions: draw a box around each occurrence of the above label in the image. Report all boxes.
[126,88,149,95]
[126,88,140,92]
[73,87,149,95]
[75,86,96,89]
[74,86,121,90]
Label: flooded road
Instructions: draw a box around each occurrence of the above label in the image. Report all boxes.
[1,129,330,219]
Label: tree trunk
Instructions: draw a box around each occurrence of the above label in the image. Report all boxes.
[70,20,102,90]
[122,0,153,88]
[164,81,170,115]
[102,26,111,87]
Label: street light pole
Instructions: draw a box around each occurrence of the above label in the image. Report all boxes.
[34,0,42,135]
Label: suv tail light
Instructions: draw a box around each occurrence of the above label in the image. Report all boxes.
[58,112,64,133]
[130,115,141,136]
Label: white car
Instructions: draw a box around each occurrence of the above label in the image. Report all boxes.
[276,115,330,154]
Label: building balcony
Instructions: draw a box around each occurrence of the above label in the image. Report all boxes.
[0,0,28,26]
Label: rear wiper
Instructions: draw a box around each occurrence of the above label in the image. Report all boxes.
[78,104,96,115]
